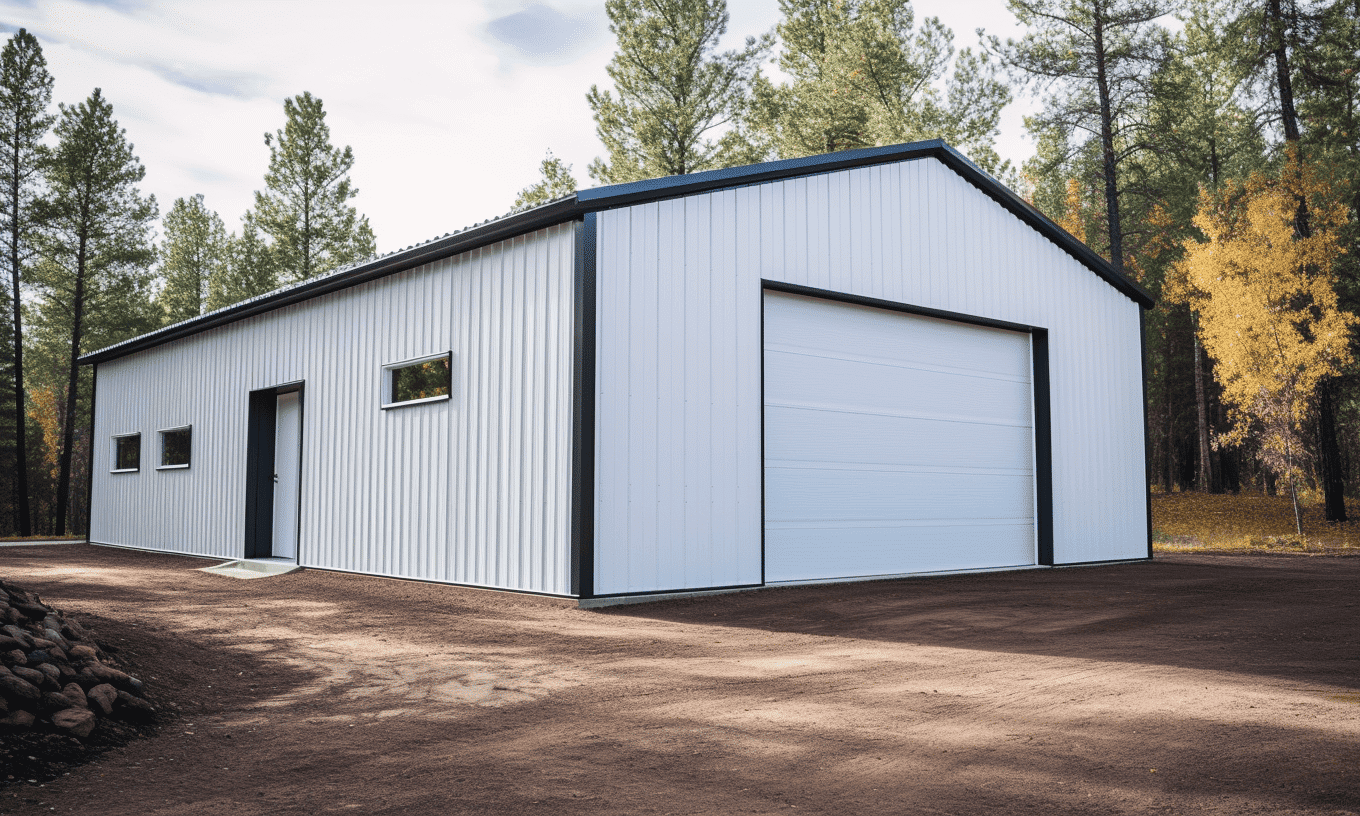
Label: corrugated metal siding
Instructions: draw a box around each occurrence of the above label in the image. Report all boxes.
[594,157,1146,594]
[90,224,575,595]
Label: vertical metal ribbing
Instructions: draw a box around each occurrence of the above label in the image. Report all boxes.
[88,224,576,594]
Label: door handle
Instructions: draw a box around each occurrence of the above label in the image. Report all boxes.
[273,473,279,483]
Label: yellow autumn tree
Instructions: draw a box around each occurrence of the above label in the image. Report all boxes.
[1179,152,1355,534]
[1057,178,1087,244]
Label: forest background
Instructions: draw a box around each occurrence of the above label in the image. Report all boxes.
[1,0,1357,537]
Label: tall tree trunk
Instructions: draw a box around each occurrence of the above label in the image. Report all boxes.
[7,136,31,536]
[1269,0,1301,143]
[1093,15,1125,273]
[1193,328,1213,492]
[1318,380,1347,521]
[54,235,86,536]
[1212,391,1230,492]
[1268,0,1346,520]
[1285,436,1303,536]
[1164,330,1175,493]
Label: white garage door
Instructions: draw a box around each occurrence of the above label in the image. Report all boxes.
[764,291,1037,582]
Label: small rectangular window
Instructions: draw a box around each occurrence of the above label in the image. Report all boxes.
[112,433,140,473]
[159,426,192,469]
[382,352,452,409]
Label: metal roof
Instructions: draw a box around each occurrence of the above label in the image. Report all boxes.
[79,139,1153,366]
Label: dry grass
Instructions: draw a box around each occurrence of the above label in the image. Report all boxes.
[1152,491,1360,554]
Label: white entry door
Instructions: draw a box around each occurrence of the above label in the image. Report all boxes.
[272,391,302,560]
[763,291,1037,582]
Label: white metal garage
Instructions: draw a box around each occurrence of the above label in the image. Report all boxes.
[82,140,1153,604]
[764,291,1038,582]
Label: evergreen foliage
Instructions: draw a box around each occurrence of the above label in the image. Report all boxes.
[587,0,768,184]
[250,92,376,284]
[0,29,53,536]
[205,219,277,312]
[990,0,1174,273]
[156,194,228,324]
[751,0,1012,176]
[511,151,579,212]
[29,88,157,534]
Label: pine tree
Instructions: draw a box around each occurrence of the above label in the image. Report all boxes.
[205,218,277,311]
[0,29,53,536]
[250,92,376,283]
[988,0,1174,274]
[587,0,768,184]
[751,0,1012,175]
[511,151,578,213]
[156,194,228,324]
[30,88,157,534]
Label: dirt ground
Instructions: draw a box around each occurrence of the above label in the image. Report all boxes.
[1,544,1357,815]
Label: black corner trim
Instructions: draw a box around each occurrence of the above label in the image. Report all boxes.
[1140,309,1153,559]
[85,363,98,537]
[571,214,598,599]
[1032,331,1054,565]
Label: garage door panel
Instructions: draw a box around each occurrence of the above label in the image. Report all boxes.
[764,291,1038,581]
[765,349,1032,426]
[765,468,1034,522]
[765,405,1033,470]
[765,523,1036,582]
[767,296,1032,378]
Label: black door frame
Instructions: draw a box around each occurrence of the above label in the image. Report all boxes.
[244,381,305,559]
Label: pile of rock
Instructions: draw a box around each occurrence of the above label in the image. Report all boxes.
[0,579,155,740]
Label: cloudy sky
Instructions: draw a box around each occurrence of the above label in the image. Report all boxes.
[0,0,1041,254]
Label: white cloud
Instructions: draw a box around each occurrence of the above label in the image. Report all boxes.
[0,0,1038,254]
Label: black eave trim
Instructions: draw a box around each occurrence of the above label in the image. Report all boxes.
[1141,309,1153,559]
[1032,331,1054,565]
[79,140,1152,367]
[571,214,598,599]
[78,198,582,366]
[580,141,1153,309]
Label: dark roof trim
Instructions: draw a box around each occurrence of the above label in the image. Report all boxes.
[81,139,1152,365]
[79,196,585,364]
[579,140,1153,309]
